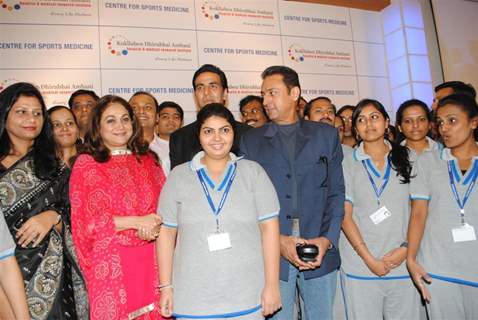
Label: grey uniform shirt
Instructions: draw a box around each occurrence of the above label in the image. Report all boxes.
[0,211,15,260]
[410,146,478,283]
[159,152,280,317]
[400,136,441,163]
[341,142,410,277]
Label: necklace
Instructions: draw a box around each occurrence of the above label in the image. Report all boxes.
[110,149,132,156]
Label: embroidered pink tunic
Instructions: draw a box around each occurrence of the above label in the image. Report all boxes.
[70,153,165,320]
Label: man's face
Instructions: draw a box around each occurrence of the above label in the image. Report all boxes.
[306,99,335,125]
[157,107,183,139]
[129,94,157,130]
[71,94,96,130]
[241,100,268,128]
[194,71,227,109]
[432,87,454,110]
[261,74,299,124]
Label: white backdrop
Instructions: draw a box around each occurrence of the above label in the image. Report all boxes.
[1,0,391,123]
[431,0,478,92]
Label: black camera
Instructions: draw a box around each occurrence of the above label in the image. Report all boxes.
[296,244,319,262]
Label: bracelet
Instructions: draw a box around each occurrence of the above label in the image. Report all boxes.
[157,284,173,291]
[400,241,408,248]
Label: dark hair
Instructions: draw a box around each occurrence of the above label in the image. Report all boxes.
[395,99,431,125]
[303,96,336,117]
[192,64,228,90]
[196,103,239,155]
[83,95,150,162]
[48,105,78,122]
[68,89,100,108]
[261,65,301,94]
[158,101,184,120]
[437,93,478,118]
[353,99,412,184]
[239,95,264,113]
[129,91,159,112]
[435,81,476,99]
[337,105,355,116]
[0,82,59,179]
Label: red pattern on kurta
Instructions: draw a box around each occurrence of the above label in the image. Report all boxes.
[70,153,166,320]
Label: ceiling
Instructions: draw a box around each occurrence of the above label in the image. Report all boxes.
[288,0,391,12]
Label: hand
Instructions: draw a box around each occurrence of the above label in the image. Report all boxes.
[382,247,407,269]
[365,257,391,277]
[279,235,311,270]
[137,224,161,241]
[135,214,162,241]
[304,237,331,269]
[261,284,282,316]
[407,259,431,302]
[16,210,59,248]
[159,287,173,317]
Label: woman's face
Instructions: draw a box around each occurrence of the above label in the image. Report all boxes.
[199,115,234,161]
[398,105,430,142]
[99,103,133,151]
[436,103,477,149]
[355,104,389,143]
[339,108,353,137]
[50,108,79,149]
[6,95,44,144]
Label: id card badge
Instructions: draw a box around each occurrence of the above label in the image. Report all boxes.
[452,223,477,243]
[207,232,232,252]
[369,206,392,225]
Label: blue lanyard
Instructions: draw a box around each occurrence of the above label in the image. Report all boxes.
[362,159,391,206]
[197,163,237,231]
[447,160,478,225]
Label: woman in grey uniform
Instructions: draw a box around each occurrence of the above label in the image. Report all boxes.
[407,93,478,319]
[157,103,281,319]
[396,99,440,160]
[0,212,30,319]
[338,99,420,319]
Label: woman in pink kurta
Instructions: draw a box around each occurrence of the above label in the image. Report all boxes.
[70,95,166,320]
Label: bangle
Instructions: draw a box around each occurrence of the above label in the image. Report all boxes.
[157,284,172,291]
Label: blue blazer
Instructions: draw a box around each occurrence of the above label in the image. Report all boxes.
[240,120,345,280]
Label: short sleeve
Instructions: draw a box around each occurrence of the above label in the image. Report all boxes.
[343,154,354,204]
[158,168,180,228]
[410,154,432,201]
[251,162,280,222]
[0,212,15,260]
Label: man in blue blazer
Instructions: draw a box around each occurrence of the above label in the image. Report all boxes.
[240,66,345,320]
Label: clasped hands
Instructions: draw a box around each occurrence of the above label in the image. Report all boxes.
[365,246,407,277]
[280,235,331,270]
[136,214,162,241]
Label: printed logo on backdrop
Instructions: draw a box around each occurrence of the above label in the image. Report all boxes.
[302,88,355,97]
[288,44,305,62]
[106,34,192,62]
[200,0,275,26]
[283,14,347,26]
[287,43,352,69]
[228,84,261,96]
[0,0,92,12]
[0,78,18,92]
[38,82,96,107]
[0,1,20,11]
